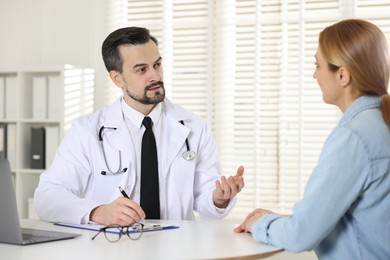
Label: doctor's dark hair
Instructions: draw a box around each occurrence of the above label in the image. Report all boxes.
[319,19,390,127]
[102,27,159,73]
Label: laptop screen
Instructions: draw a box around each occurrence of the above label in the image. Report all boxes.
[0,158,80,245]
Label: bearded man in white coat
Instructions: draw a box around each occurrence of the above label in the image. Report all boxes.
[34,27,245,225]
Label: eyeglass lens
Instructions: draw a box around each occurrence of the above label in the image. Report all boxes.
[103,223,143,242]
[127,222,143,240]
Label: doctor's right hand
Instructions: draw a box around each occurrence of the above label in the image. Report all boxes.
[89,197,145,226]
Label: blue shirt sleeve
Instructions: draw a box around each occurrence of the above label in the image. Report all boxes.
[251,126,371,252]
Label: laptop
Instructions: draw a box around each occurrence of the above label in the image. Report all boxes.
[0,158,80,245]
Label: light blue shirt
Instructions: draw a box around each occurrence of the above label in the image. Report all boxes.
[252,96,390,259]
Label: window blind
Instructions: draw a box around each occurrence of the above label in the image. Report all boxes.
[106,0,390,220]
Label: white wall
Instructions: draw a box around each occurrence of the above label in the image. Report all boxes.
[0,0,109,110]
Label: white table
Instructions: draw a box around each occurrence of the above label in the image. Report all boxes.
[1,219,282,260]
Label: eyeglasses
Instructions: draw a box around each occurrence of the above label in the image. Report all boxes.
[91,222,144,242]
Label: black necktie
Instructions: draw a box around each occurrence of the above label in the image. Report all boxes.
[140,117,160,219]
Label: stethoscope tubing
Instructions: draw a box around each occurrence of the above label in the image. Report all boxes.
[99,126,128,175]
[179,120,197,161]
[99,120,197,175]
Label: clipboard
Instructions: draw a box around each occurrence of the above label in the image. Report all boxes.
[54,222,179,234]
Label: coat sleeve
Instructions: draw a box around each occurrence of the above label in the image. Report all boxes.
[34,119,101,224]
[251,127,371,252]
[192,120,236,219]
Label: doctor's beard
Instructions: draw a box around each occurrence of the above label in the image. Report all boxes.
[125,81,165,105]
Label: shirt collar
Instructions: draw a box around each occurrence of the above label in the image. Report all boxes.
[339,95,381,126]
[121,98,163,128]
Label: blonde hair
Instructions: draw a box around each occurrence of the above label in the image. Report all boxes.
[319,19,390,127]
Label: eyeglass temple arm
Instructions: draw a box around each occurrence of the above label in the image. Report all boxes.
[91,229,104,240]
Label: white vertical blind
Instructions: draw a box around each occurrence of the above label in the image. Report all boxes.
[106,0,390,220]
[171,0,211,119]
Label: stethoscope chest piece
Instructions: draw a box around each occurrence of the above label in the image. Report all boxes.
[179,120,197,161]
[182,150,197,161]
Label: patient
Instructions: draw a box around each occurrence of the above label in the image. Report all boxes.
[234,19,390,259]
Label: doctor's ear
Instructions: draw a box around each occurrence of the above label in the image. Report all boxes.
[109,70,125,89]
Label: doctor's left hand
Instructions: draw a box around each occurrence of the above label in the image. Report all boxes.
[213,165,245,208]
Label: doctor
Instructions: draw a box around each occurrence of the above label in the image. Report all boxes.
[34,26,245,226]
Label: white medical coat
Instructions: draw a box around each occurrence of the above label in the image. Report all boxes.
[34,97,236,224]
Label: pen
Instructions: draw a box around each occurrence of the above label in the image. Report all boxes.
[118,186,145,222]
[118,186,130,199]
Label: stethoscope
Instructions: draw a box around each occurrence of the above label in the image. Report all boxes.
[179,120,197,161]
[99,121,196,176]
[99,126,128,175]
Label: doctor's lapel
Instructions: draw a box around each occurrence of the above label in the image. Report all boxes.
[160,118,189,178]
